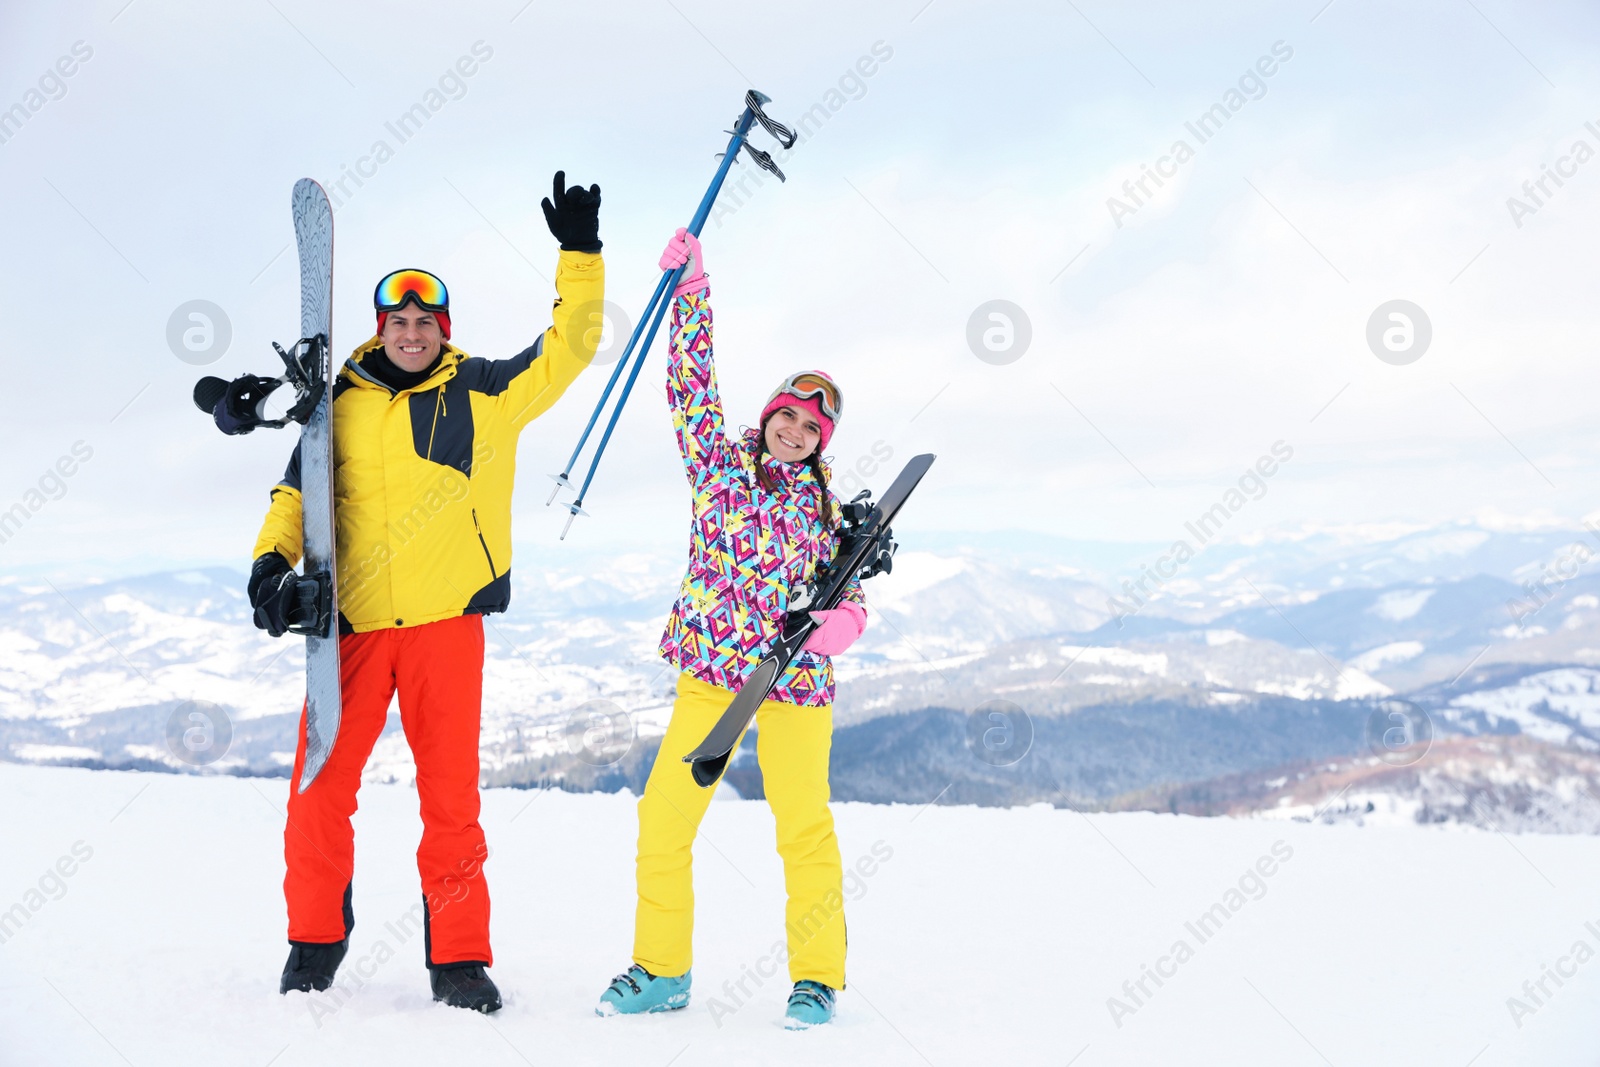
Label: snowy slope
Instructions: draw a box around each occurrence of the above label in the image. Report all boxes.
[1441,668,1600,749]
[1106,736,1600,834]
[836,627,1391,725]
[3,765,1600,1066]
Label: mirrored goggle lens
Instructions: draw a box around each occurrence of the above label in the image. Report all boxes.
[788,374,842,416]
[375,270,448,312]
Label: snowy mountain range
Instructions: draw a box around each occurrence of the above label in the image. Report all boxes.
[7,520,1600,831]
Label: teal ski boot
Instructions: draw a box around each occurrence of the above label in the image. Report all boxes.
[783,980,836,1029]
[596,964,691,1016]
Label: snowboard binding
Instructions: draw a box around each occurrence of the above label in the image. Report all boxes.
[284,570,333,638]
[192,334,328,436]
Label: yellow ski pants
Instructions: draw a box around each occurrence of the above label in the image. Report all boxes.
[631,672,846,988]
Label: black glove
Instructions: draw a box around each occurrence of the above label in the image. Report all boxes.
[249,553,328,638]
[541,170,602,253]
[249,553,294,637]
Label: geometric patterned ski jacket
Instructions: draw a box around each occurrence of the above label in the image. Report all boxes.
[656,283,865,707]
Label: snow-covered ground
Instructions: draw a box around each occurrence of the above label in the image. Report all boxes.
[3,764,1600,1066]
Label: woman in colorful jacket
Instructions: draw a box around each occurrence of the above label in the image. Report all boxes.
[596,228,868,1030]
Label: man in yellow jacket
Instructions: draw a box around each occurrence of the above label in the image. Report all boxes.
[249,173,604,1013]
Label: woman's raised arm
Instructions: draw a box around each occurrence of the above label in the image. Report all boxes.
[662,229,731,478]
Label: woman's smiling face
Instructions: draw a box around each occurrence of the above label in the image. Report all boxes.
[763,405,821,463]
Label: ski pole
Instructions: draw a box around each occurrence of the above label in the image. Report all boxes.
[545,271,672,504]
[558,262,687,539]
[550,90,794,537]
[550,91,770,513]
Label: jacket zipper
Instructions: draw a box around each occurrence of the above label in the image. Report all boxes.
[472,508,497,579]
[425,389,444,461]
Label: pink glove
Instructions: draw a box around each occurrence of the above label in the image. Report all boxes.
[658,227,707,297]
[802,601,867,656]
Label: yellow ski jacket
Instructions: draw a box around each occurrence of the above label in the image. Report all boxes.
[253,250,603,633]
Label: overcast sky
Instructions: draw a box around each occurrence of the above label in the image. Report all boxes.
[2,0,1598,579]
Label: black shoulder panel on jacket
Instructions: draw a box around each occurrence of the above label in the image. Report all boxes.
[454,335,544,397]
[464,570,511,615]
[410,376,476,477]
[278,381,351,492]
[278,440,303,492]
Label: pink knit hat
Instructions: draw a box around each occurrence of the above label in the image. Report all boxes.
[759,371,841,452]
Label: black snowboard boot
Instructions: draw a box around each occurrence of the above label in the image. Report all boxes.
[280,940,349,993]
[430,962,502,1013]
[281,881,355,993]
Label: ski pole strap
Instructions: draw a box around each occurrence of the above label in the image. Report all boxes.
[739,89,796,181]
[739,142,787,182]
[553,88,795,531]
[746,89,796,148]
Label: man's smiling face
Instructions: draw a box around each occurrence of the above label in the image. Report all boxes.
[381,302,444,372]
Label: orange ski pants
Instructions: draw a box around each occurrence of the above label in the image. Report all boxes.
[284,614,492,965]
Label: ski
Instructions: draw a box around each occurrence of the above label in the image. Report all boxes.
[682,453,937,787]
[292,178,341,793]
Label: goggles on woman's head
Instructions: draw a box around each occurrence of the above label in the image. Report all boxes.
[769,371,843,422]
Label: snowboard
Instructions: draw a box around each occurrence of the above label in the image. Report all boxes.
[191,181,341,787]
[681,453,936,787]
[291,179,341,793]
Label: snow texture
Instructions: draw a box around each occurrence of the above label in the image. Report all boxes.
[3,764,1600,1065]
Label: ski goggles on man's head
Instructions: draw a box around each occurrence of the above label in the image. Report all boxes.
[373,268,449,313]
[770,371,843,422]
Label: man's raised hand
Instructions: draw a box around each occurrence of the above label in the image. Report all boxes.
[542,170,602,253]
